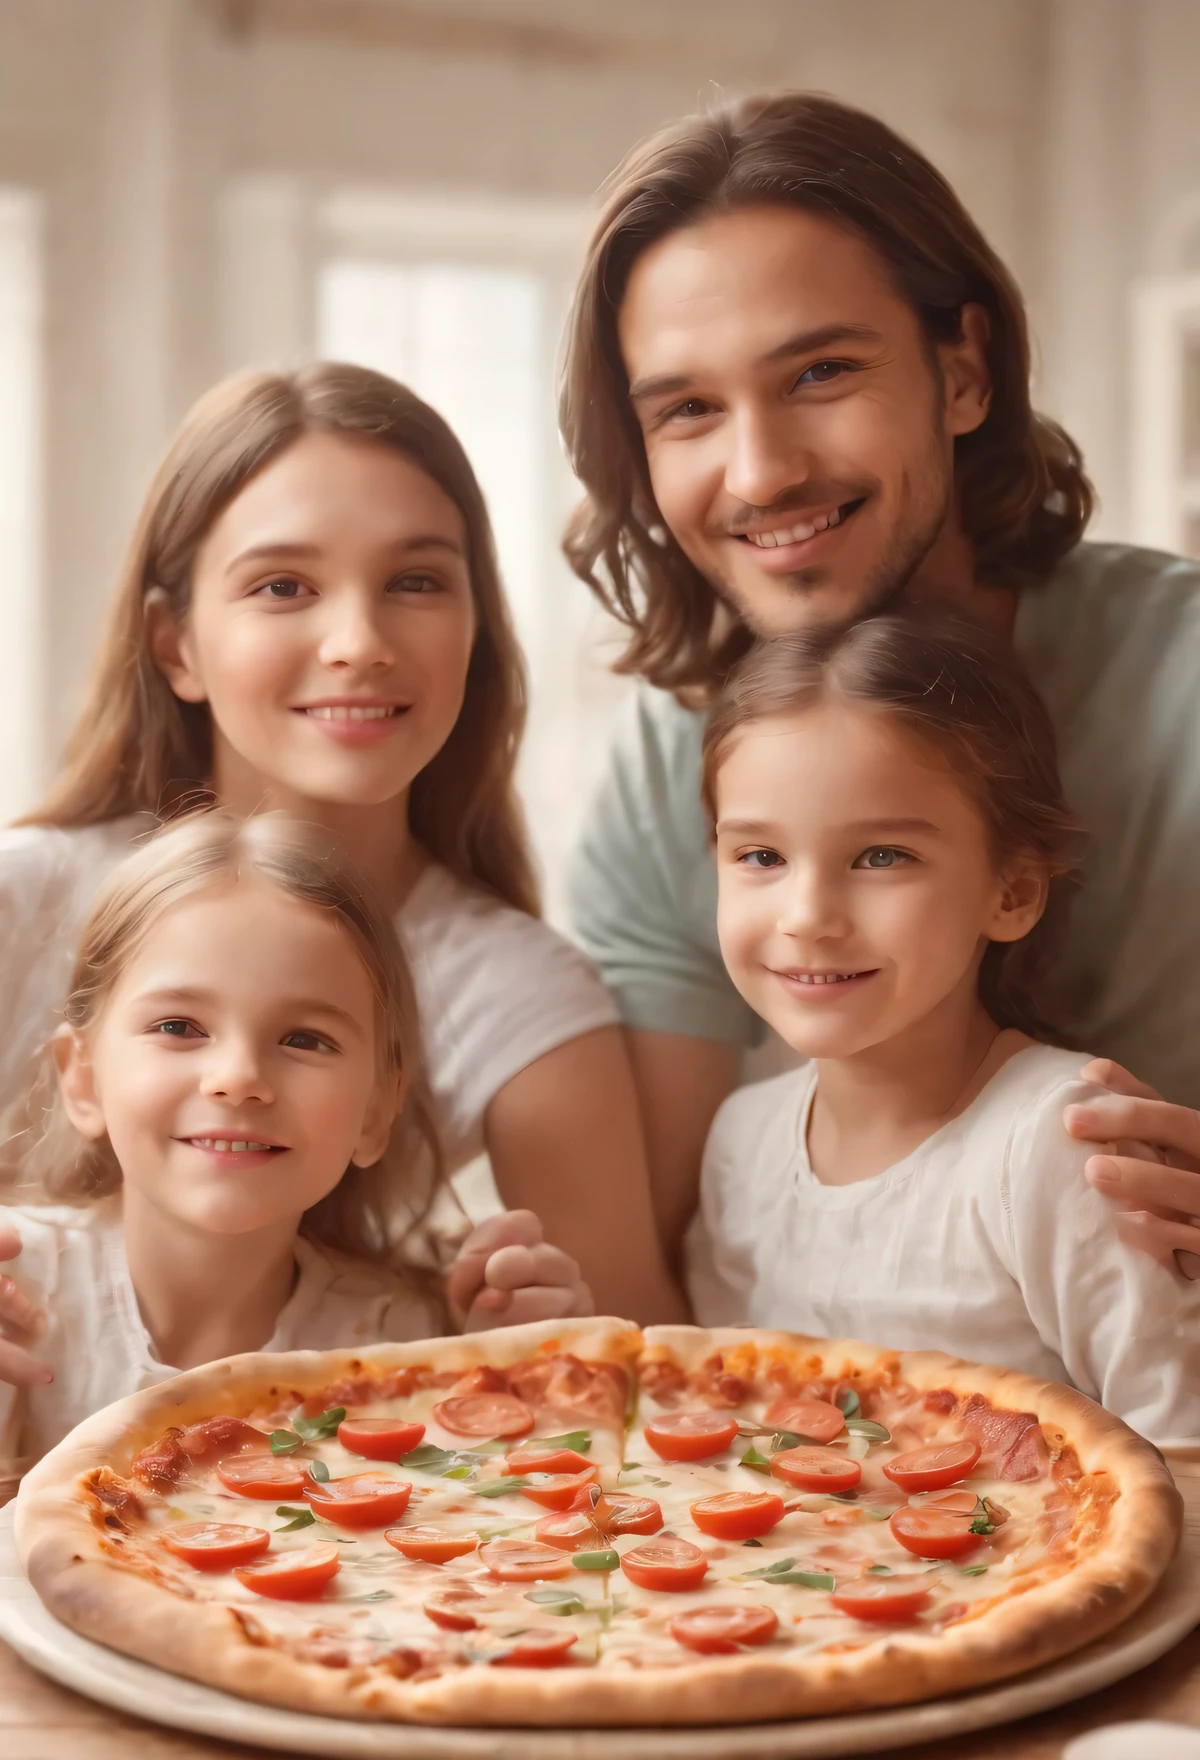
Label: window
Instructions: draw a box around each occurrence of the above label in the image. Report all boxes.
[0,187,42,822]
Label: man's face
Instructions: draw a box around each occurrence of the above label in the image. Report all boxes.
[618,204,991,634]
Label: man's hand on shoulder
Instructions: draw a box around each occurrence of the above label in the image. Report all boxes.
[1064,1061,1200,1280]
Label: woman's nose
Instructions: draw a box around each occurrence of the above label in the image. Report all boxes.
[317,591,396,671]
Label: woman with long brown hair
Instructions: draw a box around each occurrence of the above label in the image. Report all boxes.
[0,362,681,1322]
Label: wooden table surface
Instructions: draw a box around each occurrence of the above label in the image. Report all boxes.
[3,1465,1197,1760]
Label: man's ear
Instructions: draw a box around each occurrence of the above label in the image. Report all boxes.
[986,856,1050,946]
[53,1026,108,1141]
[145,587,207,705]
[350,1070,409,1170]
[940,301,992,440]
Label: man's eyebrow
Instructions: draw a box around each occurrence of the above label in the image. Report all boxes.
[627,323,885,403]
[225,534,463,574]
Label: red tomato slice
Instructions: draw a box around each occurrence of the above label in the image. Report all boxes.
[384,1526,480,1564]
[337,1418,426,1461]
[762,1398,846,1443]
[890,1503,984,1559]
[160,1522,271,1571]
[234,1543,340,1600]
[489,1629,578,1667]
[305,1473,413,1528]
[535,1509,598,1552]
[594,1493,665,1537]
[433,1393,534,1438]
[505,1446,592,1475]
[216,1455,308,1500]
[689,1490,786,1541]
[643,1411,740,1461]
[882,1440,981,1494]
[770,1447,862,1494]
[831,1575,932,1622]
[520,1468,599,1511]
[669,1603,779,1654]
[620,1535,709,1593]
[537,1492,665,1551]
[479,1539,574,1582]
[424,1585,487,1630]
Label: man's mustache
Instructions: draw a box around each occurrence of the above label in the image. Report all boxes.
[724,487,869,537]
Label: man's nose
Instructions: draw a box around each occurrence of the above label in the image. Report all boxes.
[724,403,816,513]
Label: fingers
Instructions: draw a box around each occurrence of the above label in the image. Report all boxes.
[1110,1208,1200,1279]
[1078,1059,1162,1103]
[1086,1154,1200,1217]
[0,1225,23,1263]
[0,1334,52,1389]
[462,1285,585,1333]
[444,1211,545,1318]
[0,1273,44,1342]
[1065,1094,1200,1167]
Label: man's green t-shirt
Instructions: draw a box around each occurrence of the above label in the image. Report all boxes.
[568,542,1200,1107]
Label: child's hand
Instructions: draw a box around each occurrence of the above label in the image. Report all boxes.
[446,1210,594,1333]
[0,1224,52,1389]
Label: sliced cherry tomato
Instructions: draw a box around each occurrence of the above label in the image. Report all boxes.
[505,1446,592,1475]
[520,1468,599,1511]
[890,1503,985,1559]
[337,1417,426,1461]
[689,1490,786,1541]
[385,1526,480,1563]
[882,1440,981,1495]
[433,1393,534,1438]
[927,1491,981,1516]
[536,1492,664,1552]
[161,1522,271,1571]
[234,1543,340,1600]
[669,1603,779,1654]
[770,1447,862,1494]
[535,1509,599,1552]
[643,1411,740,1461]
[424,1584,488,1631]
[216,1455,308,1500]
[620,1535,709,1593]
[831,1575,932,1622]
[762,1398,846,1444]
[305,1473,413,1528]
[488,1629,578,1667]
[592,1492,665,1537]
[479,1539,574,1582]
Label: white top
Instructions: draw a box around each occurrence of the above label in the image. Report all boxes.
[686,1044,1200,1451]
[0,1198,439,1472]
[0,818,619,1173]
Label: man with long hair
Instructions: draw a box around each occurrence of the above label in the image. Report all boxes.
[561,92,1200,1278]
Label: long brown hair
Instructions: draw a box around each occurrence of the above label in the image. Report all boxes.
[561,92,1094,701]
[701,610,1084,1041]
[24,363,539,916]
[7,811,450,1291]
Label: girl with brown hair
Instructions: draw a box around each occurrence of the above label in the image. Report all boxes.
[691,610,1200,1447]
[0,363,679,1323]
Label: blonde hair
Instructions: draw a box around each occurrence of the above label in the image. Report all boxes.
[8,812,449,1286]
[22,362,539,917]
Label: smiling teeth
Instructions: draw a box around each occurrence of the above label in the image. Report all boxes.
[306,706,397,721]
[793,972,859,984]
[746,507,843,548]
[192,1138,275,1152]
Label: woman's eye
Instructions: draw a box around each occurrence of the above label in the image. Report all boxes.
[796,360,849,387]
[253,577,311,600]
[152,1018,202,1039]
[738,848,785,870]
[388,573,441,595]
[283,1031,334,1052]
[854,846,912,870]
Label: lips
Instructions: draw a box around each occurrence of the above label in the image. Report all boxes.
[777,970,872,985]
[298,704,406,722]
[180,1137,287,1154]
[738,497,866,550]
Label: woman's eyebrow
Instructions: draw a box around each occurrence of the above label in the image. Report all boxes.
[225,534,463,573]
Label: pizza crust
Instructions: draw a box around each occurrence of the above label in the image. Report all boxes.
[14,1320,1183,1726]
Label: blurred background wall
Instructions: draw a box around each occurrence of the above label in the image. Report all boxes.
[1,0,1198,914]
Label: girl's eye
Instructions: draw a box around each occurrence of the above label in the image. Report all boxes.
[152,1018,203,1039]
[738,848,785,870]
[387,573,441,595]
[282,1031,335,1052]
[853,846,913,870]
[795,360,850,387]
[253,577,312,600]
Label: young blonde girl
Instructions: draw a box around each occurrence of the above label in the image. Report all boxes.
[0,813,590,1484]
[690,610,1200,1452]
[0,363,680,1322]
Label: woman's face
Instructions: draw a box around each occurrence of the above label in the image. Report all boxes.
[156,430,478,814]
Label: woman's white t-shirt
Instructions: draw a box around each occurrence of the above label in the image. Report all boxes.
[686,1044,1200,1452]
[0,817,619,1173]
[0,1198,438,1479]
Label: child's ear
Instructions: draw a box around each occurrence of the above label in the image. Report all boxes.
[145,587,207,706]
[986,856,1050,945]
[350,1070,409,1170]
[53,1026,108,1141]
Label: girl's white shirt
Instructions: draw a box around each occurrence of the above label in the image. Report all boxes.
[686,1043,1200,1452]
[0,1197,439,1472]
[0,817,619,1172]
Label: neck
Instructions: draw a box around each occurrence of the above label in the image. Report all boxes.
[121,1186,302,1371]
[807,973,1013,1186]
[212,746,426,914]
[906,506,1017,641]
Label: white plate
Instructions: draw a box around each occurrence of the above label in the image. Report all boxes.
[2,1498,1198,1759]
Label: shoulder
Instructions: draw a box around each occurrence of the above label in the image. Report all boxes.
[587,684,708,838]
[1024,541,1200,654]
[705,1068,813,1177]
[983,1045,1107,1200]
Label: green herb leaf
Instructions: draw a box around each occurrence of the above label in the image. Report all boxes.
[642,1476,671,1488]
[960,1565,989,1576]
[572,1550,620,1573]
[400,1443,457,1473]
[867,1564,892,1574]
[620,1461,641,1472]
[863,1509,890,1521]
[770,1430,803,1452]
[969,1517,996,1535]
[274,1507,316,1532]
[473,1476,530,1498]
[269,1428,304,1455]
[742,1538,764,1548]
[744,1556,797,1579]
[524,1590,585,1614]
[292,1406,346,1442]
[536,1431,592,1454]
[346,1589,393,1601]
[740,1445,773,1475]
[844,1418,891,1444]
[772,1570,836,1590]
[441,1465,475,1482]
[307,1459,330,1483]
[836,1388,862,1419]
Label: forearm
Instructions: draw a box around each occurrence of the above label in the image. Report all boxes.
[625,1029,741,1273]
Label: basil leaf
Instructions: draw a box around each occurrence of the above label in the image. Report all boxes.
[845,1418,891,1444]
[961,1564,989,1576]
[274,1507,316,1532]
[969,1518,995,1535]
[400,1443,457,1473]
[740,1445,773,1475]
[292,1406,346,1441]
[307,1459,330,1483]
[642,1476,670,1488]
[863,1509,890,1521]
[742,1538,764,1547]
[772,1570,836,1590]
[744,1556,797,1579]
[346,1589,393,1601]
[269,1428,304,1454]
[441,1465,475,1482]
[620,1461,642,1471]
[836,1389,862,1419]
[473,1476,530,1497]
[524,1590,585,1615]
[572,1550,620,1572]
[867,1564,892,1574]
[536,1431,592,1454]
[770,1430,803,1452]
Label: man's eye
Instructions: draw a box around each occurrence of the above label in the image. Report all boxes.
[665,397,713,422]
[152,1019,202,1039]
[854,846,912,869]
[738,849,785,869]
[283,1031,333,1052]
[796,360,849,387]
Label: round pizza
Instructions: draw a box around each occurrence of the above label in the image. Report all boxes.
[13,1318,1181,1726]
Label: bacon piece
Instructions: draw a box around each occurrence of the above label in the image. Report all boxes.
[924,1389,958,1415]
[688,1354,748,1408]
[507,1354,628,1424]
[84,1467,144,1530]
[380,1646,426,1679]
[298,1367,426,1415]
[131,1428,188,1491]
[180,1417,269,1460]
[638,1358,688,1403]
[449,1364,510,1398]
[960,1396,1048,1481]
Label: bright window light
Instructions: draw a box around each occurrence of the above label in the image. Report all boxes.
[0,187,42,823]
